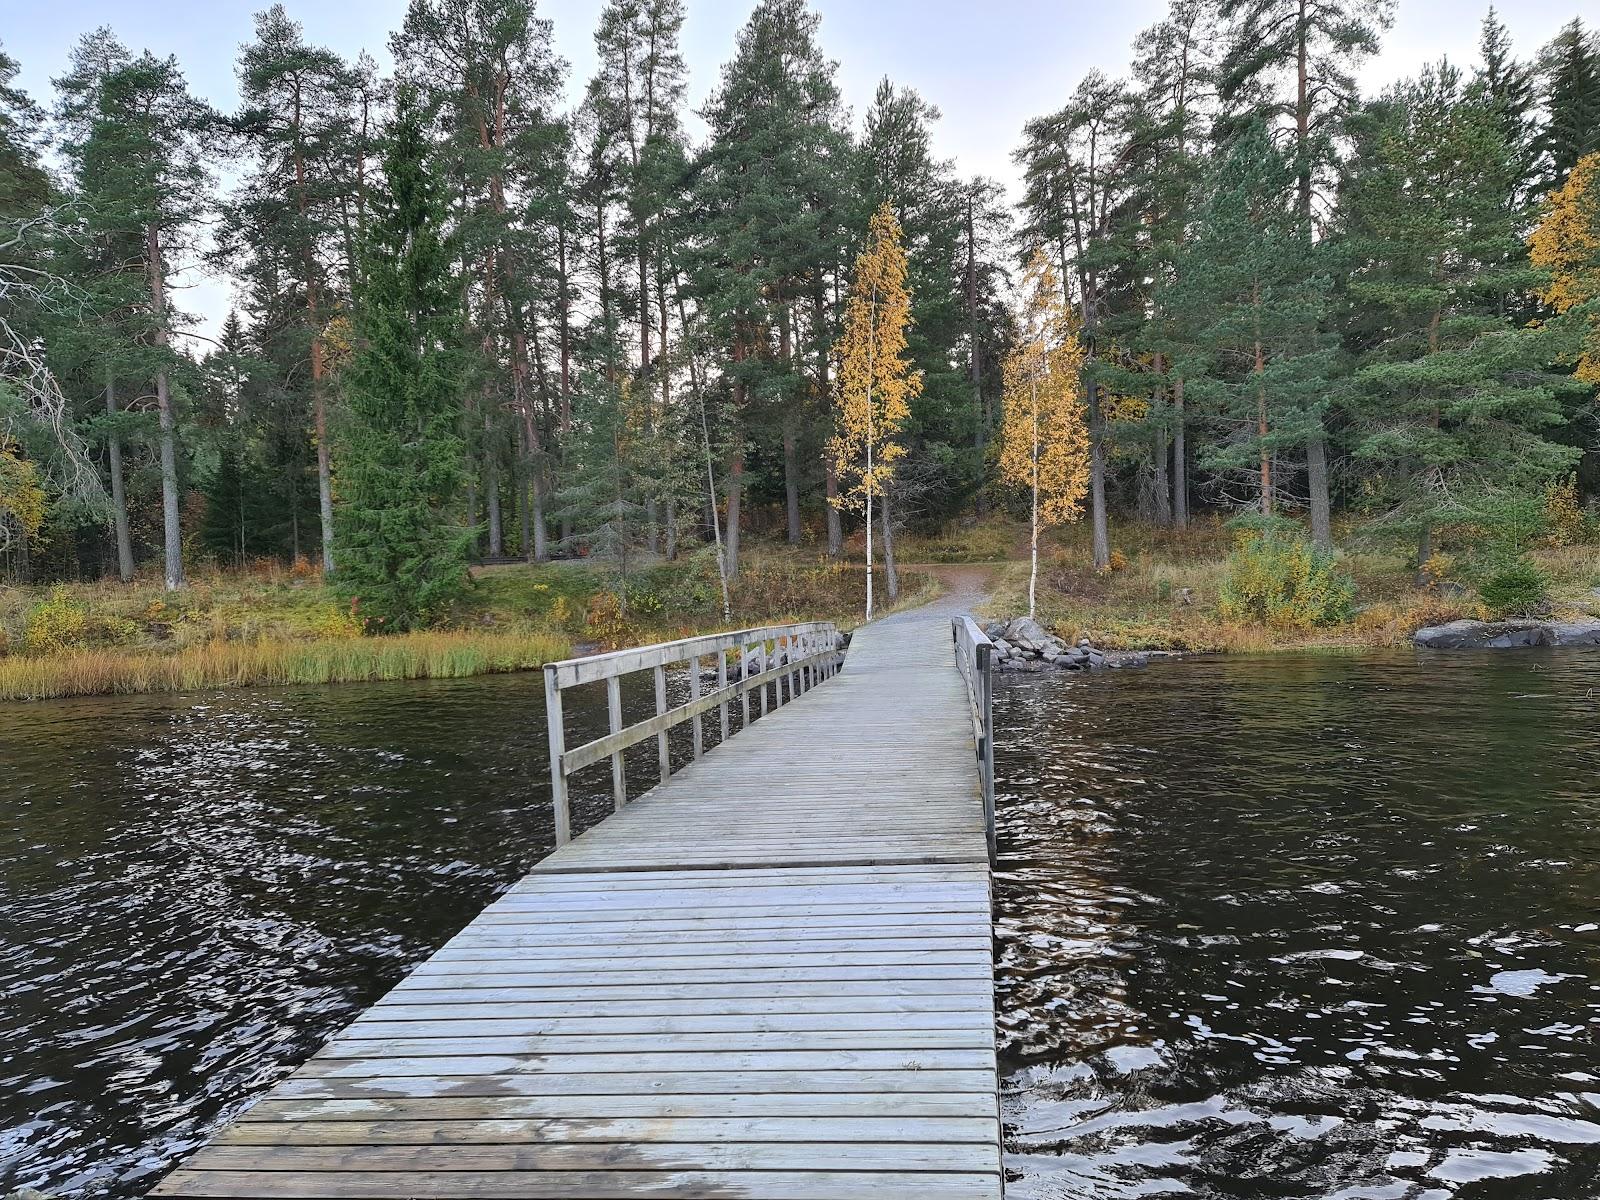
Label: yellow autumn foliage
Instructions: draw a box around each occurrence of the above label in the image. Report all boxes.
[1529,150,1600,384]
[829,202,920,509]
[998,249,1090,525]
[0,436,47,544]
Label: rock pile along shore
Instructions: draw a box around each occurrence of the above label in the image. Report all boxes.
[982,615,1149,672]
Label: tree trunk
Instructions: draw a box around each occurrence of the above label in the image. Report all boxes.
[517,426,532,563]
[1089,382,1109,571]
[147,223,183,591]
[825,458,842,558]
[1416,525,1433,586]
[314,373,334,574]
[1254,284,1272,515]
[724,450,742,579]
[1173,376,1189,528]
[814,283,842,558]
[783,416,801,545]
[665,499,677,561]
[965,193,987,516]
[1152,357,1171,527]
[880,487,900,603]
[106,370,135,583]
[1307,432,1332,549]
[557,221,574,544]
[485,415,502,558]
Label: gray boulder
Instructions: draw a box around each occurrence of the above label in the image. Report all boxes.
[1002,615,1054,654]
[1413,618,1600,649]
[1548,620,1600,647]
[996,655,1046,673]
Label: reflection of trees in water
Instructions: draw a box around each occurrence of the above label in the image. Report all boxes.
[991,654,1600,1199]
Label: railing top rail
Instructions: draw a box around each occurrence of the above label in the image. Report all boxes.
[545,621,839,688]
[952,614,994,650]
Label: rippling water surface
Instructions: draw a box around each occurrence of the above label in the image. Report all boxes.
[0,672,642,1198]
[995,650,1600,1198]
[6,649,1600,1198]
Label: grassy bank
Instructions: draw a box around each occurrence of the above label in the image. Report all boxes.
[0,546,936,702]
[0,628,571,701]
[977,515,1600,653]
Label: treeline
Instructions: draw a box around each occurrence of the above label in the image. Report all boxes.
[1015,1,1600,567]
[0,0,1597,599]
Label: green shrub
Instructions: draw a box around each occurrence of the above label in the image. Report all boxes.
[1217,519,1356,629]
[22,587,93,654]
[1478,557,1549,617]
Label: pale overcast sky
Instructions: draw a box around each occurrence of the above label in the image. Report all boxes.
[5,0,1588,336]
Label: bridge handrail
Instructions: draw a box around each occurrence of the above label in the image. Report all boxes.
[952,615,997,862]
[543,621,845,844]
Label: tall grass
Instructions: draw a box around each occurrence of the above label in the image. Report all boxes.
[0,628,571,702]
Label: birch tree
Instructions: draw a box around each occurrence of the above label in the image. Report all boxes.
[829,202,918,621]
[999,249,1088,619]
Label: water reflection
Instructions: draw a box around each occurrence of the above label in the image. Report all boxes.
[0,664,748,1198]
[995,650,1600,1198]
[1,675,573,1197]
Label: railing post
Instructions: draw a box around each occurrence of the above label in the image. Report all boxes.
[717,649,730,742]
[979,639,996,863]
[740,642,752,729]
[759,643,770,717]
[544,664,570,845]
[653,664,670,782]
[690,654,704,759]
[607,675,626,810]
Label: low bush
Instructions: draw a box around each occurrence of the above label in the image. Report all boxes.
[21,588,137,655]
[1478,556,1549,617]
[1216,518,1356,629]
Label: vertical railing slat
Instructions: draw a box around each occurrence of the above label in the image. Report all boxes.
[654,663,670,782]
[690,654,704,759]
[717,650,730,742]
[607,674,626,810]
[544,665,570,845]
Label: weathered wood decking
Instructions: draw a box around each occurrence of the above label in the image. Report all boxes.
[153,598,1001,1200]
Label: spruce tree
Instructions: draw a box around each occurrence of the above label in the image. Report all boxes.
[1534,20,1600,195]
[333,90,470,631]
[1341,64,1583,566]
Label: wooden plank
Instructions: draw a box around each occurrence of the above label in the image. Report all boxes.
[241,1095,995,1121]
[269,1069,1000,1100]
[154,1169,1003,1199]
[298,1049,998,1078]
[218,1116,1001,1144]
[174,1142,995,1172]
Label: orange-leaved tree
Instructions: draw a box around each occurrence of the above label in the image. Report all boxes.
[829,201,920,620]
[1000,248,1090,619]
[1529,150,1600,385]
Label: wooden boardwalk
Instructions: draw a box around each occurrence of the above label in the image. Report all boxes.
[153,597,1001,1199]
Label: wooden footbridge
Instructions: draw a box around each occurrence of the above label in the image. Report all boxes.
[154,598,1002,1199]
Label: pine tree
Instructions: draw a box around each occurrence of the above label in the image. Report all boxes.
[999,250,1089,618]
[232,5,358,574]
[1342,65,1584,565]
[394,0,566,562]
[691,0,850,578]
[1173,124,1333,519]
[829,202,919,620]
[55,35,215,591]
[1217,0,1393,546]
[334,90,470,631]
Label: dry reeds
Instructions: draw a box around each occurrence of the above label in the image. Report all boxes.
[0,628,570,702]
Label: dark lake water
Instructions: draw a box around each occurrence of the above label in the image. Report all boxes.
[996,650,1600,1198]
[3,649,1599,1197]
